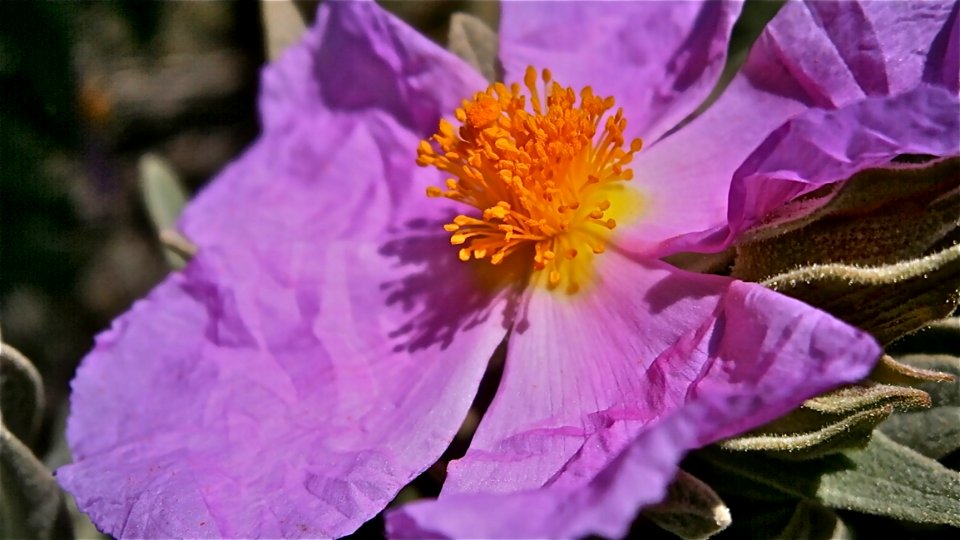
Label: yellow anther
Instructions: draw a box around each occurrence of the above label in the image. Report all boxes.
[420,66,642,294]
[465,95,501,129]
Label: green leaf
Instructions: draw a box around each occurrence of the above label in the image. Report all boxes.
[690,431,960,527]
[139,153,187,233]
[0,426,72,539]
[759,244,960,344]
[686,447,850,502]
[0,342,44,447]
[447,12,500,83]
[817,431,960,527]
[777,500,851,540]
[719,383,930,459]
[889,316,960,357]
[879,355,960,460]
[869,354,955,387]
[732,158,960,343]
[138,153,192,268]
[643,469,731,540]
[734,157,960,281]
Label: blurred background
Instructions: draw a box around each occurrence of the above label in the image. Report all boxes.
[0,1,781,538]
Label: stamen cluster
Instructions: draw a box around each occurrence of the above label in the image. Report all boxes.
[418,67,642,293]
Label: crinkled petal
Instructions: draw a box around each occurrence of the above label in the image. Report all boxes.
[438,252,878,497]
[389,254,878,538]
[387,397,801,539]
[60,5,500,534]
[499,0,742,143]
[180,0,486,257]
[618,0,958,256]
[59,234,513,538]
[260,0,485,136]
[729,84,960,235]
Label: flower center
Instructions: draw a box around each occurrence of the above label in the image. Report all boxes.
[417,67,643,294]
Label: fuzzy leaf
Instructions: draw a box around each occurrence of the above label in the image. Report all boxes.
[0,426,72,539]
[138,153,191,268]
[777,500,851,540]
[643,469,731,540]
[448,12,500,83]
[692,432,960,527]
[734,157,960,281]
[0,342,44,447]
[817,431,960,527]
[890,316,960,357]
[879,354,960,460]
[869,354,955,386]
[139,153,187,233]
[759,245,960,344]
[687,447,850,505]
[719,383,930,459]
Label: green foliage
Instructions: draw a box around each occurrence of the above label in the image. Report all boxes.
[720,383,930,459]
[139,153,191,268]
[643,470,731,540]
[817,432,960,527]
[0,427,73,540]
[447,12,501,83]
[880,354,960,461]
[0,343,44,447]
[733,158,960,345]
[0,345,72,539]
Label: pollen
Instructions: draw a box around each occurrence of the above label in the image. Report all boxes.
[418,67,643,294]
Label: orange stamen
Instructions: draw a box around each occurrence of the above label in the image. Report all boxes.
[418,67,643,294]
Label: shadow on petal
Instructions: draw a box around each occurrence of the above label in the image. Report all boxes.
[377,217,531,353]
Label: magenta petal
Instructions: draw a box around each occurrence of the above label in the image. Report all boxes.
[387,400,789,539]
[388,256,878,538]
[729,85,960,235]
[436,253,878,499]
[58,232,512,539]
[180,0,486,257]
[259,0,485,135]
[620,0,958,256]
[499,0,742,143]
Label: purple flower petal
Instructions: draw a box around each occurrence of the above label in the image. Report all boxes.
[59,235,513,538]
[499,0,742,143]
[180,0,486,258]
[386,398,804,539]
[388,256,879,538]
[59,2,504,537]
[439,252,878,494]
[620,0,958,256]
[729,84,960,236]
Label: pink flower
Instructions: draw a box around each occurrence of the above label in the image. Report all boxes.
[59,1,957,538]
